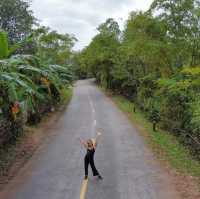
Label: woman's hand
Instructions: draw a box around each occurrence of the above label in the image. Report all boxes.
[78,137,88,148]
[94,132,102,148]
[97,132,102,136]
[78,137,84,145]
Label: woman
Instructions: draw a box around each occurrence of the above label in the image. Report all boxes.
[79,132,103,180]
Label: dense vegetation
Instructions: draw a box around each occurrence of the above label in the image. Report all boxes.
[75,0,200,157]
[0,0,75,145]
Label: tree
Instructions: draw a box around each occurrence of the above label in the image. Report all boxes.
[76,2,200,157]
[149,0,200,67]
[78,18,120,88]
[31,27,77,65]
[97,18,121,39]
[124,12,173,73]
[150,0,196,38]
[0,0,35,43]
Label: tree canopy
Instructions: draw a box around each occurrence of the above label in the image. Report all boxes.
[0,0,35,43]
[75,1,200,156]
[0,1,76,144]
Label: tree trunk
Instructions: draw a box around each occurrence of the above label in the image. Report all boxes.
[153,122,156,132]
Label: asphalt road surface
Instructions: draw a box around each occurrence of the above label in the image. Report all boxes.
[0,79,180,199]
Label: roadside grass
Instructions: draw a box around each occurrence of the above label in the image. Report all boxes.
[105,91,200,178]
[60,87,73,105]
[0,87,73,184]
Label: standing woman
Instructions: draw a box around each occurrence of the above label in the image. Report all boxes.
[79,132,103,180]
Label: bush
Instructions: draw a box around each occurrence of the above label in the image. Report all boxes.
[0,54,73,144]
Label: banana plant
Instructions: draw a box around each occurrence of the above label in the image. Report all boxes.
[0,31,9,59]
[0,71,44,118]
[0,30,73,124]
[0,31,20,59]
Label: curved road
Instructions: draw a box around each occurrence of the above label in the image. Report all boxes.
[1,80,180,199]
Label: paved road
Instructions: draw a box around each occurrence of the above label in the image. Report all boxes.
[0,80,180,199]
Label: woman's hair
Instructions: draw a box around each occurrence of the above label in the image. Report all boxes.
[87,139,93,148]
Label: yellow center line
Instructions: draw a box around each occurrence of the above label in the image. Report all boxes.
[80,179,88,199]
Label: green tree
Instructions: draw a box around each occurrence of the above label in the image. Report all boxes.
[0,31,9,59]
[31,27,77,65]
[0,0,35,43]
[78,18,120,88]
[97,18,121,39]
[150,0,200,67]
[76,1,200,156]
[123,11,174,76]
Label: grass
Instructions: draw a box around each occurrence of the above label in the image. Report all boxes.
[106,91,200,178]
[60,86,73,105]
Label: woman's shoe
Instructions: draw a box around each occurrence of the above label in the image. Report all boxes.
[84,175,88,180]
[98,175,103,180]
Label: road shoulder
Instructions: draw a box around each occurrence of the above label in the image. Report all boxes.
[0,90,73,191]
[102,88,200,199]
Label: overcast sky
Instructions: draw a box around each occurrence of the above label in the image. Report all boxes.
[31,0,153,50]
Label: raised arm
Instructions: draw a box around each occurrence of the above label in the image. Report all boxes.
[78,138,88,148]
[93,132,102,148]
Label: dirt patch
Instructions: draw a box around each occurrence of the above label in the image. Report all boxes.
[0,105,68,191]
[168,170,200,199]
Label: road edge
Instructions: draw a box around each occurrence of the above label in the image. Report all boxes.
[0,88,73,191]
[99,86,200,199]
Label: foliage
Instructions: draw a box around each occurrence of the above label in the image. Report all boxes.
[76,3,200,155]
[149,0,200,66]
[0,54,72,113]
[112,94,200,175]
[75,18,120,88]
[0,0,35,43]
[0,53,73,144]
[0,31,9,59]
[0,10,75,144]
[30,27,77,65]
[0,30,27,59]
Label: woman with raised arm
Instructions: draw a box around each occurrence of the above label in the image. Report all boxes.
[79,132,103,180]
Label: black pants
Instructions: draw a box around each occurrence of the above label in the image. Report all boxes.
[84,155,99,176]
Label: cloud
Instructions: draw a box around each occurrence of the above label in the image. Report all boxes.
[31,0,153,50]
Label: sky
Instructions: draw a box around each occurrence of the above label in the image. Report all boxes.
[31,0,153,50]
